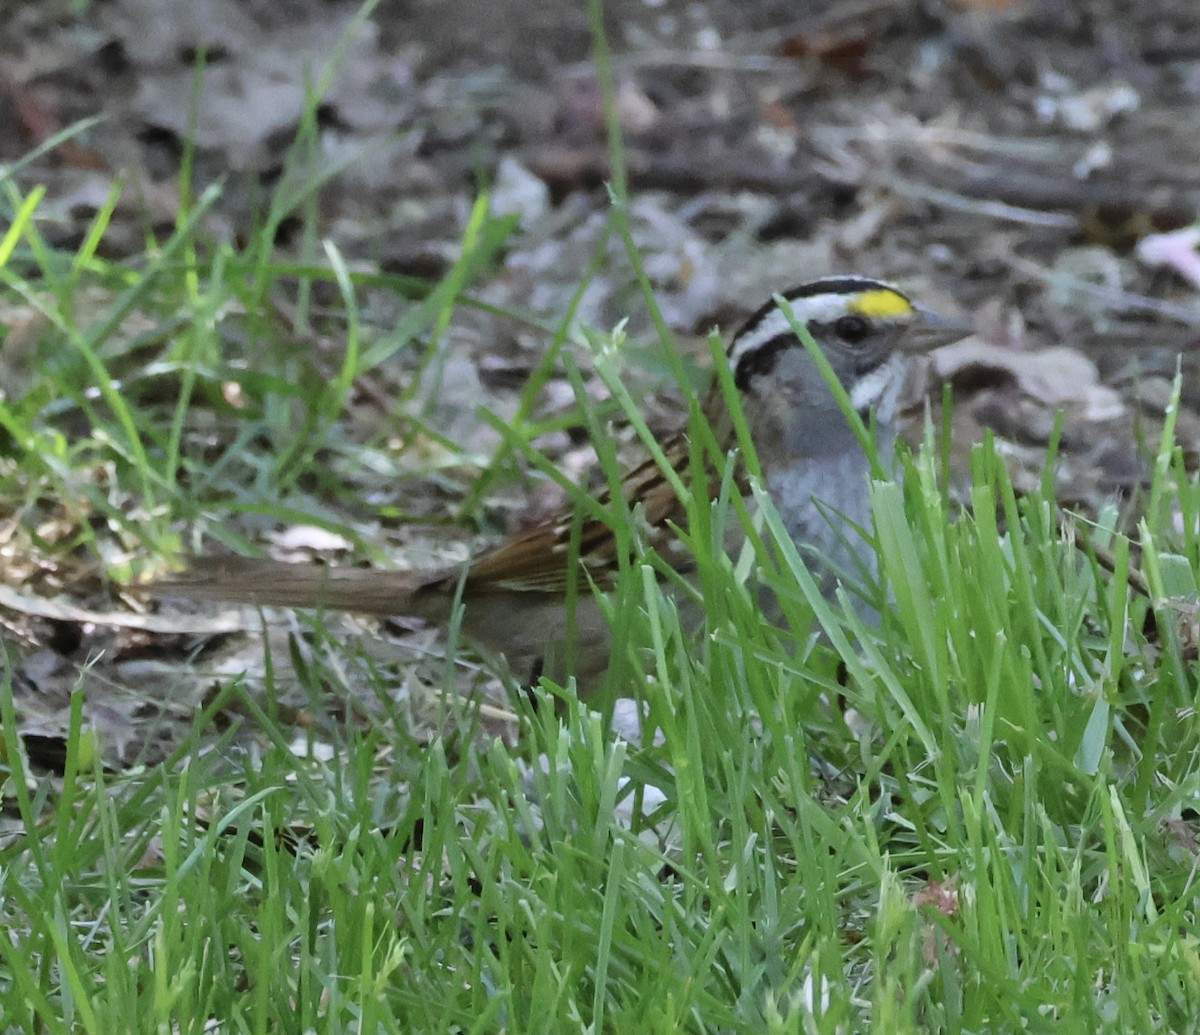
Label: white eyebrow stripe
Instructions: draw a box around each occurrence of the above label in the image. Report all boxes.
[728,294,863,367]
[727,309,796,367]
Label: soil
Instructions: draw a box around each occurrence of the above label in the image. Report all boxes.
[2,0,1199,766]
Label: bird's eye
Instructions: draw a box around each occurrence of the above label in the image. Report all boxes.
[834,315,870,343]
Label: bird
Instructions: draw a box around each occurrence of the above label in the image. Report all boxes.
[154,277,969,694]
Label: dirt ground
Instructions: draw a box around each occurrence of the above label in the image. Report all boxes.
[3,0,1200,766]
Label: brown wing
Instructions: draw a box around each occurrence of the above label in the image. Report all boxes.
[156,389,738,611]
[463,427,706,595]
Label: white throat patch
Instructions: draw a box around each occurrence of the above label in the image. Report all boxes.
[849,353,905,418]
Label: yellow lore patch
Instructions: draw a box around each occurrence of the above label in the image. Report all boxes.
[848,288,913,319]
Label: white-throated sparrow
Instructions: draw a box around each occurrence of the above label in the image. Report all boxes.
[156,277,969,692]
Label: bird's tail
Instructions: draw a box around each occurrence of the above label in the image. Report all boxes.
[151,557,447,618]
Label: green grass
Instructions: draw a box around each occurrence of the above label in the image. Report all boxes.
[3,5,1200,1032]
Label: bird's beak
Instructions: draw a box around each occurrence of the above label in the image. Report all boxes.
[901,306,973,353]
